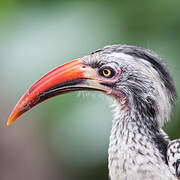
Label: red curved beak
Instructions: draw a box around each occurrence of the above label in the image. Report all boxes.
[7,59,104,126]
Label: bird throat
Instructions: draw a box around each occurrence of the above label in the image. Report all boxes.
[108,102,169,180]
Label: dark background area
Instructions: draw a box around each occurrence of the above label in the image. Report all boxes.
[1,0,180,180]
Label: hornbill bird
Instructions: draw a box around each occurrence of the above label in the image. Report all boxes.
[7,45,180,180]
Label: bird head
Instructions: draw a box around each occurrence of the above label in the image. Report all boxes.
[7,45,176,127]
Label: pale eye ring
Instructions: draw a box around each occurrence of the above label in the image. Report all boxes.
[99,67,116,78]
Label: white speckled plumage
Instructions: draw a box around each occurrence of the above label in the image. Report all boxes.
[83,45,179,180]
[167,139,180,178]
[109,101,177,180]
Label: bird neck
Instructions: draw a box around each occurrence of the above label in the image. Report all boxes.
[108,102,169,180]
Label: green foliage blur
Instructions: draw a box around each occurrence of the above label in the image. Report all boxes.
[1,0,180,180]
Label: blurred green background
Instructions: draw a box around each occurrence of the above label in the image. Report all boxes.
[1,0,180,180]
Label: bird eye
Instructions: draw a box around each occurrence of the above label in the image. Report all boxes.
[99,67,116,78]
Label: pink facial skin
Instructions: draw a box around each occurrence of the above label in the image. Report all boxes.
[95,64,127,104]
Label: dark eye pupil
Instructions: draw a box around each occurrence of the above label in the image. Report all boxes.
[104,69,109,75]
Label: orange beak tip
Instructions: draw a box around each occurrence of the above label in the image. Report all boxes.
[6,118,13,127]
[7,113,19,127]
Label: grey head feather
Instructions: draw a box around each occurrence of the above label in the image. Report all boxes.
[91,44,177,106]
[86,44,177,127]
